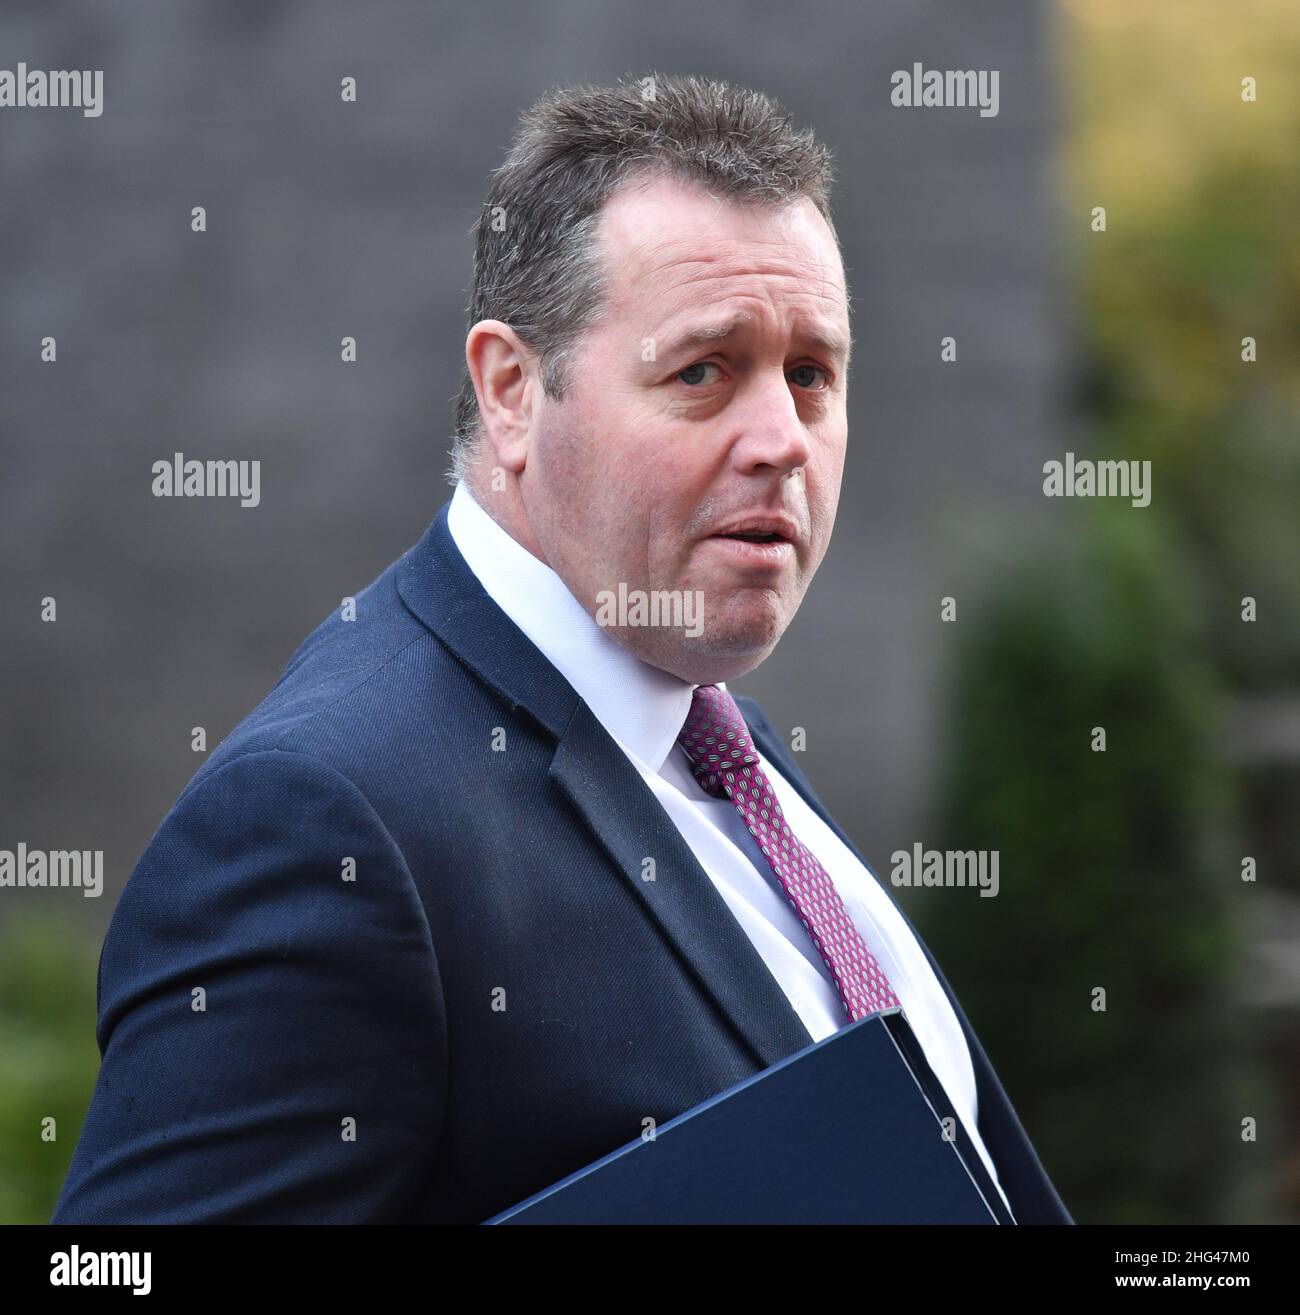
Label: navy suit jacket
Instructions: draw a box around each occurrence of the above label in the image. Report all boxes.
[52,500,1072,1224]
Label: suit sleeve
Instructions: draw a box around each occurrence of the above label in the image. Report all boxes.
[50,748,448,1223]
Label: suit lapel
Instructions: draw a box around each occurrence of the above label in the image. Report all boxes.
[549,708,814,1067]
[395,502,813,1071]
[740,698,981,1039]
[739,698,958,995]
[741,697,1072,1223]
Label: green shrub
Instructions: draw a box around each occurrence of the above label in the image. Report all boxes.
[922,503,1260,1223]
[0,911,101,1224]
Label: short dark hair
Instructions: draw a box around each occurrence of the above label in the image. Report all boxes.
[448,71,840,483]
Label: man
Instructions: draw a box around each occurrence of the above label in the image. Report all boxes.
[52,74,1071,1224]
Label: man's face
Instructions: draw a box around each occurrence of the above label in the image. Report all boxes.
[518,174,851,684]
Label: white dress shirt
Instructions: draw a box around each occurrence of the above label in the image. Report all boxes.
[446,480,1013,1217]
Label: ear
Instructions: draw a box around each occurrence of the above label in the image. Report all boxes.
[465,320,538,474]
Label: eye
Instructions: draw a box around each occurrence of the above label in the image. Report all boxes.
[676,361,723,386]
[789,364,832,390]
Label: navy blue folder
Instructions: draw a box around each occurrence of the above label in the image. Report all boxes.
[485,1007,1015,1224]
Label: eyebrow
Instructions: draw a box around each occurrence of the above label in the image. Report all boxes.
[657,314,852,368]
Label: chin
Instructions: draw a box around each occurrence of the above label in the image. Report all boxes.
[676,616,786,678]
[705,595,789,652]
[608,592,795,682]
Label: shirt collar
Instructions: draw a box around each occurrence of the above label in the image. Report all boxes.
[445,480,708,773]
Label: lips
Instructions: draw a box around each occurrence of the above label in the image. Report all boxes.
[707,515,800,546]
[703,514,800,572]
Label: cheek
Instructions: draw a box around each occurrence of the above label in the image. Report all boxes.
[817,458,845,513]
[810,427,847,496]
[801,459,844,561]
[538,391,618,508]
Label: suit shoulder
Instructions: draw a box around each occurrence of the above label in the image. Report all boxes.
[191,548,474,798]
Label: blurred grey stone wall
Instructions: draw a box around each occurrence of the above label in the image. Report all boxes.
[0,0,1069,929]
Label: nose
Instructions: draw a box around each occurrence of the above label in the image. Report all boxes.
[730,369,815,476]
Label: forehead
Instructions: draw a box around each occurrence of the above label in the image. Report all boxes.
[593,174,849,344]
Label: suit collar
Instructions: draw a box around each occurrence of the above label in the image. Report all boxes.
[443,480,697,773]
[395,499,581,739]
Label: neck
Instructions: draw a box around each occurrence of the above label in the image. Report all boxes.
[464,469,548,565]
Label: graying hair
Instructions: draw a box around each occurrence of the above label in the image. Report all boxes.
[447,71,840,485]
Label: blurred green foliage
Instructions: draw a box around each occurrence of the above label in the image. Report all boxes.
[926,506,1261,1222]
[0,912,102,1223]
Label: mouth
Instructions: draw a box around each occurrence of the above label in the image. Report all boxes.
[707,514,801,545]
[714,530,787,544]
[705,519,799,569]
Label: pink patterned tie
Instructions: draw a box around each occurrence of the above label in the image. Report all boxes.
[677,684,901,1023]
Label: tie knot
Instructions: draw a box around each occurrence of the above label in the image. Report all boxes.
[677,684,759,797]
